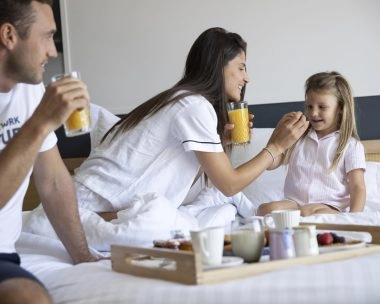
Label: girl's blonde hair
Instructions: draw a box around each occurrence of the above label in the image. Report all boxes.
[285,71,359,171]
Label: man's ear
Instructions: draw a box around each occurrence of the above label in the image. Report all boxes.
[0,23,19,49]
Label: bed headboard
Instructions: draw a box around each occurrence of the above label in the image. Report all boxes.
[362,140,380,162]
[249,95,380,140]
[249,95,380,162]
[56,95,379,159]
[23,97,380,211]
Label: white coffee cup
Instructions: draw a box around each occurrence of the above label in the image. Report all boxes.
[293,225,319,257]
[231,217,265,262]
[264,210,301,230]
[190,226,224,266]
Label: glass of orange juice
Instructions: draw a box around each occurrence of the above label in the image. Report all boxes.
[51,71,91,137]
[227,101,250,145]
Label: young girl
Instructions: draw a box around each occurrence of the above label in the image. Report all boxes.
[257,71,366,216]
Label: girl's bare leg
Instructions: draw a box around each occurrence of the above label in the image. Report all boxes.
[257,200,299,216]
[300,204,339,217]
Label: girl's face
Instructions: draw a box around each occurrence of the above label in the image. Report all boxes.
[305,91,341,138]
[223,51,249,101]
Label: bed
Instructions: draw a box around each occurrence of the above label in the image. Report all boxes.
[18,100,380,304]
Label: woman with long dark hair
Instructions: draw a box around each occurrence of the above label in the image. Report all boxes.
[74,27,309,223]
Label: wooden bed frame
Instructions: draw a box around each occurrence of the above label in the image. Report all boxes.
[22,139,380,211]
[362,140,380,162]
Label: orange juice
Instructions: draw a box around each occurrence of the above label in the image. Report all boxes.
[64,106,91,137]
[227,102,250,144]
[51,71,92,137]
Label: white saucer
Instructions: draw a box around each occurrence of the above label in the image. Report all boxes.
[203,256,244,270]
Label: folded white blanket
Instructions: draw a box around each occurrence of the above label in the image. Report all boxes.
[181,186,256,227]
[23,193,199,252]
[22,188,256,252]
[23,184,380,253]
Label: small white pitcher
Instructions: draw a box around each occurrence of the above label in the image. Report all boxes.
[292,225,319,257]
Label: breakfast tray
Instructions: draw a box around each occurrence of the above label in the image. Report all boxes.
[111,224,380,285]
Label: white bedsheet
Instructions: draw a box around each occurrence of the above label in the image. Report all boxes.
[16,232,380,304]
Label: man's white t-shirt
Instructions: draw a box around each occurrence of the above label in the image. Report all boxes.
[0,83,57,253]
[74,94,224,210]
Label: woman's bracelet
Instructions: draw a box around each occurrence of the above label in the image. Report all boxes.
[263,147,275,164]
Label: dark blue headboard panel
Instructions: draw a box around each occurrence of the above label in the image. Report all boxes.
[249,95,379,141]
[55,126,91,158]
[56,95,379,158]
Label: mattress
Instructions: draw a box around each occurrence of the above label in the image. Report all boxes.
[17,232,380,304]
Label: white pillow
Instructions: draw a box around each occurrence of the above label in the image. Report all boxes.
[231,128,274,161]
[89,103,120,150]
[364,161,380,209]
[231,128,286,207]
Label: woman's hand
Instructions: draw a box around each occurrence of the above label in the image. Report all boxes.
[266,111,309,157]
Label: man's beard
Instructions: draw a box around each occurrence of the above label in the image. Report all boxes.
[5,46,42,85]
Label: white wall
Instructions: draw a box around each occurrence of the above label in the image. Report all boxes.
[43,53,64,85]
[60,0,380,114]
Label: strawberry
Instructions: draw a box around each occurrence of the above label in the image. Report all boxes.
[317,233,334,245]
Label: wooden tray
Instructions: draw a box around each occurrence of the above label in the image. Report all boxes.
[303,223,380,244]
[111,243,380,285]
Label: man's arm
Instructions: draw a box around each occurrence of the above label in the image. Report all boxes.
[33,145,95,264]
[0,77,90,207]
[0,119,50,207]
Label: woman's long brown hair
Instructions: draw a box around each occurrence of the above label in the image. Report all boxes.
[102,27,247,151]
